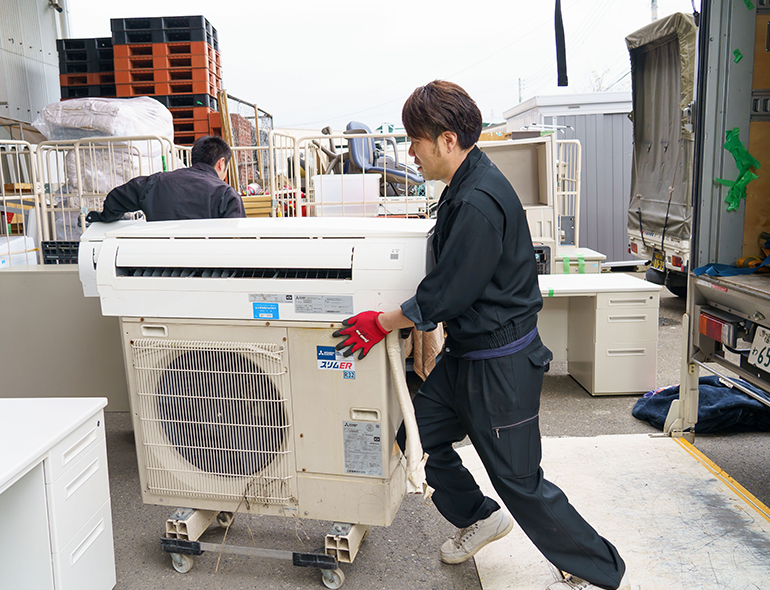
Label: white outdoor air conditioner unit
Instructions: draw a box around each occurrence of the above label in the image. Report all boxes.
[80,216,435,586]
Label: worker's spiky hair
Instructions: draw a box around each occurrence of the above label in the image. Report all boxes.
[191,135,232,168]
[402,80,482,150]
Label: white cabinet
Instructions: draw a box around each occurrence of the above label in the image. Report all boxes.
[567,290,659,395]
[0,398,115,590]
[539,274,661,396]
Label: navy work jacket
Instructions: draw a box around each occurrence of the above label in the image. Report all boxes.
[401,147,542,356]
[87,163,245,222]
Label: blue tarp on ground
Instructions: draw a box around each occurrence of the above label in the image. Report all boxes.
[632,375,770,433]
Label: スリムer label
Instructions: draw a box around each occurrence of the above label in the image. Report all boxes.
[317,346,355,376]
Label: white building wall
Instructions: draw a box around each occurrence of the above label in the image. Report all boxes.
[0,0,70,124]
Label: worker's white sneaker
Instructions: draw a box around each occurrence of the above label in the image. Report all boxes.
[546,564,630,590]
[439,509,514,564]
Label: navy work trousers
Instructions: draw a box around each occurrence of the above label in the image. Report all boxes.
[397,335,625,590]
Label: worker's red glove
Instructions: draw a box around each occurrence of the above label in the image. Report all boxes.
[333,311,391,359]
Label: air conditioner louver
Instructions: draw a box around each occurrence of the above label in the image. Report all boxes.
[117,267,353,279]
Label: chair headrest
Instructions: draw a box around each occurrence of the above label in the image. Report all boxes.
[346,120,372,133]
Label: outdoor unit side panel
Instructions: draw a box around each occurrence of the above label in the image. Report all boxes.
[120,318,297,516]
[288,326,401,477]
[287,326,406,525]
[295,465,407,527]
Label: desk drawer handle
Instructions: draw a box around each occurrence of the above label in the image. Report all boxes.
[62,427,98,469]
[71,518,105,566]
[607,315,647,323]
[65,458,99,499]
[607,348,646,356]
[607,298,647,306]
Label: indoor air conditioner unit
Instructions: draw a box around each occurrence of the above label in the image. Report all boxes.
[80,217,434,587]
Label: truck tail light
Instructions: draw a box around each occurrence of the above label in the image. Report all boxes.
[630,242,638,254]
[671,255,683,269]
[699,311,737,347]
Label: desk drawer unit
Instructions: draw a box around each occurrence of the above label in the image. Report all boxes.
[44,411,105,483]
[45,409,115,590]
[51,498,116,590]
[46,439,110,553]
[568,290,659,395]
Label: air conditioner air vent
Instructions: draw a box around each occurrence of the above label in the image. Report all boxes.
[116,267,353,279]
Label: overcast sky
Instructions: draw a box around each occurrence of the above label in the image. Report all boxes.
[65,0,700,131]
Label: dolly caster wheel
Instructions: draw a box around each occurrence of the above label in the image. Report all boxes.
[321,567,345,589]
[170,552,193,573]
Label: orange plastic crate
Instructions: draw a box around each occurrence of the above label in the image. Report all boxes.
[60,72,115,86]
[114,67,218,86]
[174,133,196,145]
[114,53,214,71]
[173,118,210,135]
[169,106,214,121]
[115,78,219,97]
[113,41,219,63]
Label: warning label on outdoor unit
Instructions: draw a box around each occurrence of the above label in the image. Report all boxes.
[343,421,382,476]
[294,295,354,315]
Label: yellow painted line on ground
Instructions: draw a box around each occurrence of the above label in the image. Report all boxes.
[674,436,770,524]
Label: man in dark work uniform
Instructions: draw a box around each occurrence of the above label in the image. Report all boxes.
[86,135,245,223]
[334,81,629,590]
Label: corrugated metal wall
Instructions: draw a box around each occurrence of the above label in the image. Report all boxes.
[543,113,635,263]
[0,0,62,125]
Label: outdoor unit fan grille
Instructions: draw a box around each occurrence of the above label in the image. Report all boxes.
[130,338,294,505]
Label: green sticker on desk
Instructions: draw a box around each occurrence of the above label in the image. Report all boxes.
[578,253,586,274]
[548,288,554,297]
[563,257,570,274]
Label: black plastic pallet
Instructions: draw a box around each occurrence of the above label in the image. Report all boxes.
[150,93,218,110]
[110,15,217,39]
[112,29,218,50]
[59,59,115,74]
[57,37,114,74]
[57,37,112,52]
[61,84,117,99]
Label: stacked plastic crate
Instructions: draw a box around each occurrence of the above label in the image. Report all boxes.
[111,16,223,145]
[58,38,116,100]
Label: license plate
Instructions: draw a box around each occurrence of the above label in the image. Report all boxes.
[748,326,770,370]
[652,249,666,272]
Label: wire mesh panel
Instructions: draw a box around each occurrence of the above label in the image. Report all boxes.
[36,135,175,240]
[130,338,294,505]
[222,93,272,189]
[269,130,439,219]
[0,140,41,267]
[231,145,272,216]
[268,131,302,217]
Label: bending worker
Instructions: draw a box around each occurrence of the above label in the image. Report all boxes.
[85,135,245,223]
[334,81,629,590]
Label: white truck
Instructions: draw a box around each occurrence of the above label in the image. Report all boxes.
[665,0,770,437]
[626,12,698,297]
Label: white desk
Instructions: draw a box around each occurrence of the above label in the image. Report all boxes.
[538,274,661,395]
[0,398,115,590]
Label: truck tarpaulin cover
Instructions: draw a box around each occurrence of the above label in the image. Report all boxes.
[626,13,697,241]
